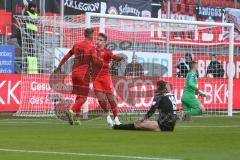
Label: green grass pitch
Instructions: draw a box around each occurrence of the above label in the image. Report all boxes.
[0,116,239,160]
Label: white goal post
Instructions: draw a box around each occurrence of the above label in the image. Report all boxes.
[14,13,234,118]
[85,12,234,116]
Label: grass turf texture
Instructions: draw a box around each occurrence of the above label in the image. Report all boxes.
[0,116,239,160]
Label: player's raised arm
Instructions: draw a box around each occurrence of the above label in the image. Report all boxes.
[59,49,74,66]
[55,48,74,72]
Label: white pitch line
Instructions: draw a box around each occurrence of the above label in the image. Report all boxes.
[0,148,180,160]
[0,121,65,125]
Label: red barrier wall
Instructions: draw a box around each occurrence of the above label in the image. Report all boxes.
[0,74,239,112]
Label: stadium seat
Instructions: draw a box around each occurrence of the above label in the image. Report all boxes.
[0,10,5,35]
[0,11,12,36]
[229,1,235,8]
[201,0,230,7]
[237,2,240,9]
[186,0,198,5]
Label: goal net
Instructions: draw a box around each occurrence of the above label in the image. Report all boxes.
[14,13,234,119]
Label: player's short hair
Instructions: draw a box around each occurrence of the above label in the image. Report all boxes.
[98,33,107,41]
[156,80,167,94]
[211,54,216,57]
[189,61,197,69]
[84,28,94,38]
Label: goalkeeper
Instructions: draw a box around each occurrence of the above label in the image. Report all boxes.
[180,61,206,120]
[113,80,177,132]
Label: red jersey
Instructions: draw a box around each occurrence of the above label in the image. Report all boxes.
[92,48,114,93]
[96,48,113,75]
[58,41,95,95]
[59,40,95,71]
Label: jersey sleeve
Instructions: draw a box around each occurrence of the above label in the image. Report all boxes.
[187,73,198,91]
[105,50,113,59]
[111,52,123,62]
[145,96,162,118]
[106,50,121,62]
[59,47,74,66]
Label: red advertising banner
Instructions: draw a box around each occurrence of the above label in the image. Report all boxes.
[0,74,21,111]
[112,77,240,110]
[0,74,239,112]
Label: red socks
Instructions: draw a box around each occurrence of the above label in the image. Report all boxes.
[98,99,109,113]
[112,107,119,118]
[71,96,87,114]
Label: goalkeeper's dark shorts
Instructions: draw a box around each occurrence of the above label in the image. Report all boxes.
[157,120,176,132]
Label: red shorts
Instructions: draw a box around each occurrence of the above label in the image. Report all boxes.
[93,74,113,94]
[71,68,90,96]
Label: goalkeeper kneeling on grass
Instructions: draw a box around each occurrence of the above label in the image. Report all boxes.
[113,80,177,132]
[180,61,207,121]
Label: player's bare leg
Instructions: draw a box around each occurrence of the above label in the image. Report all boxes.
[106,93,121,125]
[95,91,114,127]
[134,120,160,131]
[113,120,160,132]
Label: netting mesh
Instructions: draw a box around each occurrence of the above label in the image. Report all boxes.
[14,15,86,117]
[14,14,234,118]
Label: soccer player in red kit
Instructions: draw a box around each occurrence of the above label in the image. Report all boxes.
[93,33,125,126]
[55,28,98,125]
